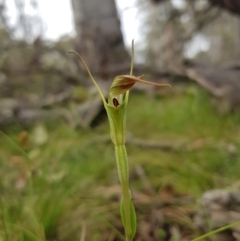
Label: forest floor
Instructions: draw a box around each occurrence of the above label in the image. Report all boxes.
[1,85,240,241]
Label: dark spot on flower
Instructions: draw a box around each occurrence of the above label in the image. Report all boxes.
[113,98,119,107]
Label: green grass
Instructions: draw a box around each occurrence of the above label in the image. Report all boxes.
[1,85,240,240]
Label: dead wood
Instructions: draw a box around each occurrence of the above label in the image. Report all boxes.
[84,134,187,151]
[184,60,240,111]
[0,83,109,128]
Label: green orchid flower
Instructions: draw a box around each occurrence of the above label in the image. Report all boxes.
[69,42,170,241]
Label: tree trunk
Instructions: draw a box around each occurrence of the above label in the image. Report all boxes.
[235,17,240,60]
[71,0,129,78]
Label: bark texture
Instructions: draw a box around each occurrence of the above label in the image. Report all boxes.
[71,0,129,78]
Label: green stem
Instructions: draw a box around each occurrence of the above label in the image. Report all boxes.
[191,222,240,241]
[115,145,132,241]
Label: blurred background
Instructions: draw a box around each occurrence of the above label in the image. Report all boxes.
[1,0,240,240]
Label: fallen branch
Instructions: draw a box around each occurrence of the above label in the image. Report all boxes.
[85,134,186,151]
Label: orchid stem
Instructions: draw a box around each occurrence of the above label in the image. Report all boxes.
[115,144,132,240]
